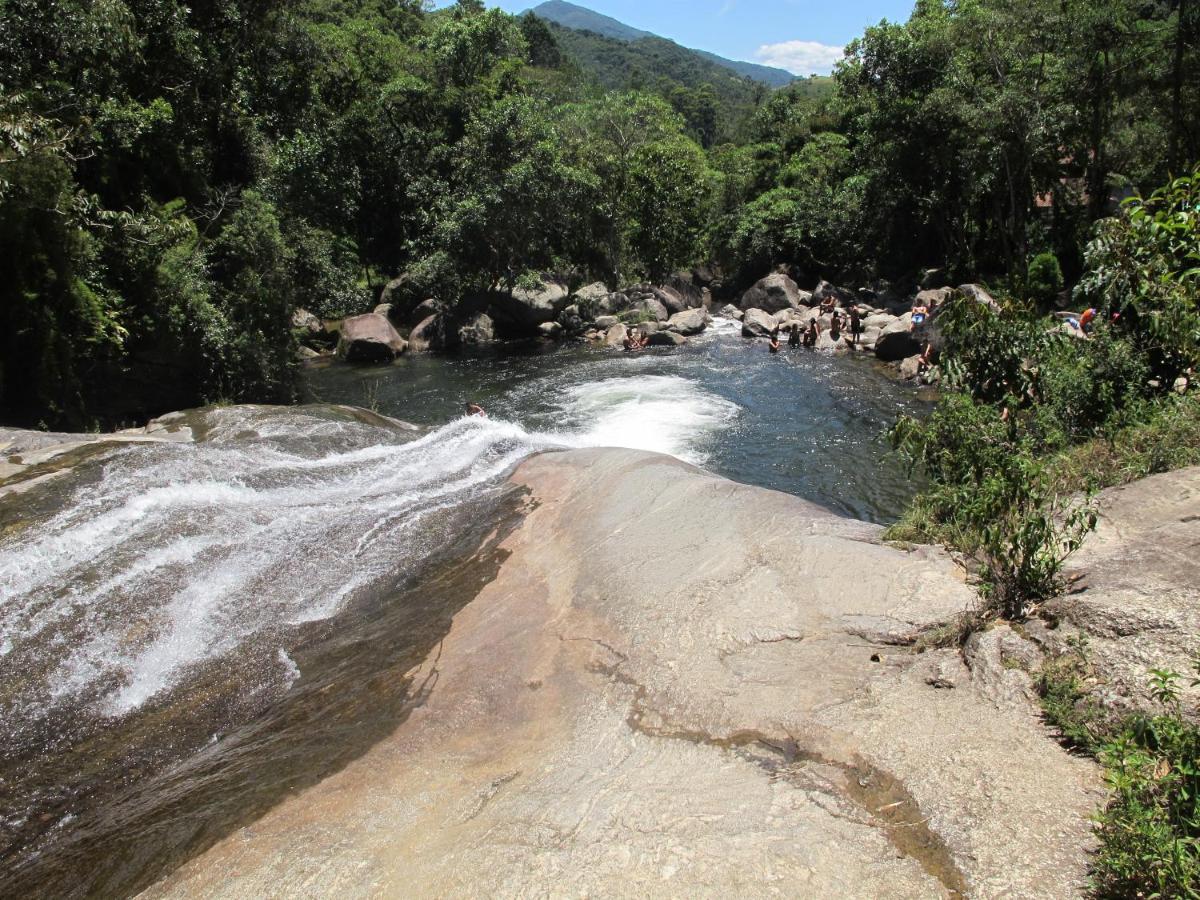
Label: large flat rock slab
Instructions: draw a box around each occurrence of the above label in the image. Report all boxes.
[144,449,1099,898]
[1045,465,1200,712]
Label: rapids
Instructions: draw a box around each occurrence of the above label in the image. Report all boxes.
[0,321,929,896]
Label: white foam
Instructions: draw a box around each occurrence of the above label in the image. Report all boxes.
[1,379,741,723]
[550,374,740,464]
[277,649,301,689]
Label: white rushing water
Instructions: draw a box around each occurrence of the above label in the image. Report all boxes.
[0,373,739,725]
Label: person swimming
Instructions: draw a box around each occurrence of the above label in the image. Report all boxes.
[803,319,820,348]
[788,323,801,348]
[465,403,486,418]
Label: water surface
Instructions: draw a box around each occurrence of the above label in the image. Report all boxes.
[306,318,931,523]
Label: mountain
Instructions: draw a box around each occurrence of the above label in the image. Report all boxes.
[527,0,652,42]
[691,50,796,90]
[527,0,796,89]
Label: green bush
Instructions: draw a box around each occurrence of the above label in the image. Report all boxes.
[1027,251,1064,309]
[1075,168,1200,388]
[1094,662,1200,899]
[890,395,1096,619]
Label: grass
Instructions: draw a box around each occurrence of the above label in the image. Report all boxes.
[1049,392,1200,496]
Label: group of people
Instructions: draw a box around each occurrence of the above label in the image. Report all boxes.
[767,304,865,354]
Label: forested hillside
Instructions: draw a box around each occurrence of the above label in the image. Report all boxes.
[529,0,798,88]
[1,0,1197,432]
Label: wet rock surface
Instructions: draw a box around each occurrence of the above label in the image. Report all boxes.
[145,449,1100,899]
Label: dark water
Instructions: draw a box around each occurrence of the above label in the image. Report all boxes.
[0,322,929,897]
[305,318,932,523]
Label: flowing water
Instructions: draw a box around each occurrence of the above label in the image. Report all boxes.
[0,321,929,897]
[306,318,931,523]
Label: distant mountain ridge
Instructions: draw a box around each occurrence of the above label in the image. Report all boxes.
[527,0,796,89]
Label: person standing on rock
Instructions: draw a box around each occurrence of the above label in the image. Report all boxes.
[848,308,863,347]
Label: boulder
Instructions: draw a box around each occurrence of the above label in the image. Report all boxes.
[337,313,408,362]
[864,313,898,331]
[573,282,610,304]
[874,319,922,363]
[718,304,744,321]
[538,321,564,340]
[741,308,776,338]
[812,280,857,308]
[408,298,441,327]
[458,313,494,346]
[1043,467,1200,717]
[486,282,570,333]
[139,448,1102,900]
[647,330,686,347]
[653,286,689,316]
[296,346,321,361]
[666,308,709,336]
[899,355,923,380]
[409,314,458,353]
[740,274,805,313]
[594,316,620,330]
[637,297,670,323]
[600,292,632,316]
[373,303,394,319]
[603,323,628,348]
[857,326,883,351]
[880,292,914,315]
[292,309,322,334]
[661,274,705,309]
[958,284,1002,311]
[378,273,413,310]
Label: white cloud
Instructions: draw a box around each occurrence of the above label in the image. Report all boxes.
[754,40,845,76]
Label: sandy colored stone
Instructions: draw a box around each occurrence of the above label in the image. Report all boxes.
[1044,466,1200,714]
[143,449,1101,899]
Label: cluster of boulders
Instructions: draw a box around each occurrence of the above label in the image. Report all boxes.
[729,272,999,383]
[298,274,716,364]
[294,265,998,381]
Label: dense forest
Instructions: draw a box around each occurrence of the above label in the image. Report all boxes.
[0,0,1197,431]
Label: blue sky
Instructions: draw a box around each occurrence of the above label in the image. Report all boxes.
[432,1,917,75]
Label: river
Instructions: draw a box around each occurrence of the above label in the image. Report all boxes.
[0,320,929,897]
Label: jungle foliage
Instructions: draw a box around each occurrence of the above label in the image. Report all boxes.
[1,0,1198,435]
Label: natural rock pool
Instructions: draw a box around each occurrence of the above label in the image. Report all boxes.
[0,321,931,896]
[306,317,932,524]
